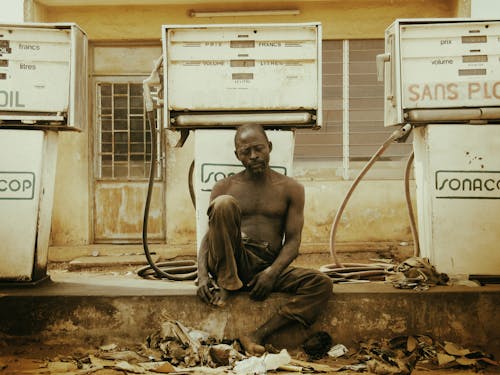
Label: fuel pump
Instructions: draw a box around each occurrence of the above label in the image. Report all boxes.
[376,18,500,280]
[140,23,322,279]
[0,23,87,284]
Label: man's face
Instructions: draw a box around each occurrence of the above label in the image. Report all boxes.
[234,128,272,175]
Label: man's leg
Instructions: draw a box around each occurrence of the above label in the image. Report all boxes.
[240,313,294,355]
[275,267,333,326]
[206,195,245,301]
[241,268,332,354]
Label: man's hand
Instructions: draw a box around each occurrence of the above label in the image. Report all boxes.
[248,266,278,301]
[197,278,215,305]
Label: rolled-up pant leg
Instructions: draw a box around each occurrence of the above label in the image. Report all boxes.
[274,267,333,326]
[206,195,244,291]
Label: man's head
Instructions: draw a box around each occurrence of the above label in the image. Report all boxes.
[234,124,272,175]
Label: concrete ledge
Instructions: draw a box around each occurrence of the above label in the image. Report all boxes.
[0,275,498,359]
[47,242,414,262]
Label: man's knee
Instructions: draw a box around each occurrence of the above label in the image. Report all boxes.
[319,273,333,296]
[209,195,240,215]
[308,271,333,301]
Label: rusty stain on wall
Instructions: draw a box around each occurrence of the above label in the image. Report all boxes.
[94,182,164,242]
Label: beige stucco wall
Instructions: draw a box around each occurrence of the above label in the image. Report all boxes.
[33,0,464,250]
[42,0,457,40]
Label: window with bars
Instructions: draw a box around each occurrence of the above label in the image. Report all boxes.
[295,39,412,177]
[96,82,161,180]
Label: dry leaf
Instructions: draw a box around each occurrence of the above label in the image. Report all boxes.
[152,362,176,373]
[437,353,456,366]
[456,357,477,366]
[444,341,470,356]
[407,336,418,352]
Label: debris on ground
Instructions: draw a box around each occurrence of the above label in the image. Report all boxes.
[1,318,498,374]
[345,335,499,374]
[386,257,449,290]
[327,344,349,358]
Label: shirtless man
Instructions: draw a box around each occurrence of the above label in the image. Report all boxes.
[197,124,332,355]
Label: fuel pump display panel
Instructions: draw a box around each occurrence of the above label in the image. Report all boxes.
[381,19,500,127]
[400,21,500,109]
[0,27,71,113]
[162,23,322,129]
[0,23,87,129]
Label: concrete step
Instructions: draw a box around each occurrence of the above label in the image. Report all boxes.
[0,270,498,361]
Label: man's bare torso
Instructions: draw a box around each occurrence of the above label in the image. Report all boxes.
[212,169,295,252]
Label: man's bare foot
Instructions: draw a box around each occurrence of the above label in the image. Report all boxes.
[211,287,229,307]
[240,334,266,356]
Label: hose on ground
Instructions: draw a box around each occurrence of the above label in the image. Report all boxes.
[320,124,413,282]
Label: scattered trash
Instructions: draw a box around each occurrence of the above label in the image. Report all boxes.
[264,349,292,371]
[328,343,349,358]
[3,319,497,375]
[233,356,266,374]
[349,335,498,374]
[386,257,449,290]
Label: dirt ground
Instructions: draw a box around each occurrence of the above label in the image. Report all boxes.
[1,248,498,375]
[1,337,499,375]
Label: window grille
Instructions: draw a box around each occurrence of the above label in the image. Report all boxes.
[96,82,162,180]
[295,39,413,178]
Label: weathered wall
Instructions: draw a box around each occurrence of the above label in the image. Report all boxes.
[35,0,462,250]
[43,0,457,40]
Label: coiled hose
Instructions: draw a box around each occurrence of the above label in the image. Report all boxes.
[320,124,417,282]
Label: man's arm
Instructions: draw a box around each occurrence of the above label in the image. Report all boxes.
[249,180,305,300]
[197,233,214,304]
[196,180,227,304]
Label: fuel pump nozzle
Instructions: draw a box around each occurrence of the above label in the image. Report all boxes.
[143,56,163,113]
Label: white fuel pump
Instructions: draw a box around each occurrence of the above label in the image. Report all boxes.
[140,23,322,279]
[167,23,322,254]
[0,23,87,284]
[377,18,500,279]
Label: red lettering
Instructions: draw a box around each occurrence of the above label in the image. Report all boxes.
[468,82,481,99]
[494,82,500,99]
[484,83,492,99]
[408,84,420,101]
[434,83,446,100]
[421,84,432,100]
[447,83,458,100]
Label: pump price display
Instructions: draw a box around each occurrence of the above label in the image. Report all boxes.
[400,21,500,109]
[0,26,71,112]
[165,24,320,111]
[0,172,35,200]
